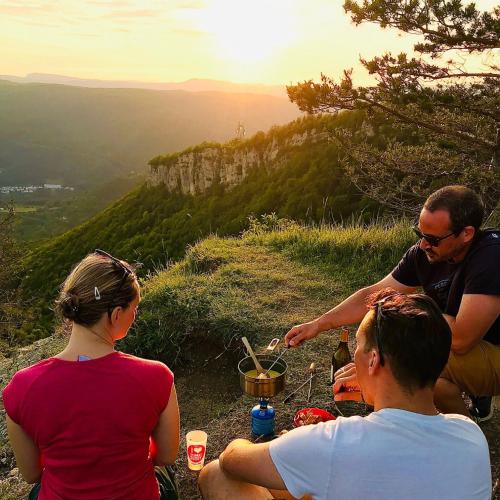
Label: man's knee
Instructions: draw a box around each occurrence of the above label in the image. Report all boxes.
[198,459,221,497]
[434,377,469,415]
[435,377,460,397]
[441,341,500,396]
[434,377,460,408]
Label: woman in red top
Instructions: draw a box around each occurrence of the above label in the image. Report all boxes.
[3,250,180,499]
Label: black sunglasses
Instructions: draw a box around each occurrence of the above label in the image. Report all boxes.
[373,295,399,367]
[374,301,386,366]
[412,226,458,247]
[94,249,133,316]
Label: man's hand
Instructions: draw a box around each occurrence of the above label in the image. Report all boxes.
[332,363,361,399]
[285,320,320,347]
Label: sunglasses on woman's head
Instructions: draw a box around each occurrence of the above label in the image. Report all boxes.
[94,249,132,316]
[94,249,130,272]
[412,226,458,247]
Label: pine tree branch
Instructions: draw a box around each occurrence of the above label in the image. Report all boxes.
[353,95,495,151]
[421,72,499,79]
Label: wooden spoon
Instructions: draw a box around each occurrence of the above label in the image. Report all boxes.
[242,337,265,375]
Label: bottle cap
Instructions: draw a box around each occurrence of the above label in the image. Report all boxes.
[340,327,349,342]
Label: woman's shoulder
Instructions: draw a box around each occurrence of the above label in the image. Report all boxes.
[115,352,173,378]
[3,358,58,421]
[114,353,174,408]
[7,358,57,386]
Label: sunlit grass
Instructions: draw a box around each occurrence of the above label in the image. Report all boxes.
[121,220,415,365]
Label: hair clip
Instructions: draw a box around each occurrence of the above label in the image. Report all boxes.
[94,287,101,300]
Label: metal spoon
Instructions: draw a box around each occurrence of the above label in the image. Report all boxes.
[284,371,317,403]
[262,346,289,377]
[307,363,316,401]
[242,337,265,375]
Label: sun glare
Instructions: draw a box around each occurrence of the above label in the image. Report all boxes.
[197,0,297,63]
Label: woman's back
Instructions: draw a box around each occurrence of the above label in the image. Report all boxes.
[3,351,173,500]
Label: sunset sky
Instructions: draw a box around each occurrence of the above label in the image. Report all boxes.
[1,0,497,86]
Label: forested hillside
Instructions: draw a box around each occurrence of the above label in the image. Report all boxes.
[20,113,384,338]
[0,80,299,187]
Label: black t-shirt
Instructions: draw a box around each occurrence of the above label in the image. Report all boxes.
[392,229,500,345]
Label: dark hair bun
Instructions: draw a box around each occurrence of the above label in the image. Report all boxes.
[55,253,139,327]
[57,292,80,321]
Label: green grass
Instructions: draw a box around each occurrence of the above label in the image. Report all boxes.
[246,218,414,287]
[11,206,37,213]
[120,220,415,365]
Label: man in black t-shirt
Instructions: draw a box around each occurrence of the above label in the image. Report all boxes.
[285,186,500,418]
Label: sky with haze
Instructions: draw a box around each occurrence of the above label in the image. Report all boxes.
[1,0,498,86]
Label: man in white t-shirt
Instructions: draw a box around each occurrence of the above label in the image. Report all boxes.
[199,290,491,500]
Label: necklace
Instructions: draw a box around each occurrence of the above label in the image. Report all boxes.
[85,326,115,348]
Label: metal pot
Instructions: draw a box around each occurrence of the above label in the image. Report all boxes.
[238,354,287,398]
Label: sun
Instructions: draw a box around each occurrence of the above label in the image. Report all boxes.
[198,0,297,63]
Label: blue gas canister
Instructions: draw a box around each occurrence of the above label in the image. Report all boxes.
[251,398,275,437]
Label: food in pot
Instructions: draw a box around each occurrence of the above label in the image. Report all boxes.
[245,369,281,379]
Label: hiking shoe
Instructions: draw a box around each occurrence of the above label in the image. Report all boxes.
[470,395,495,423]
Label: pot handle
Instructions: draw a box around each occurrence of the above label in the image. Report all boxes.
[264,338,280,353]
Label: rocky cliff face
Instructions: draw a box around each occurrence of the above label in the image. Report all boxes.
[148,128,329,195]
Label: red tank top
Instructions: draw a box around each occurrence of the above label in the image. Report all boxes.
[2,351,174,499]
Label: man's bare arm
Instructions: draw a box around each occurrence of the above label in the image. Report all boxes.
[285,273,417,346]
[444,294,500,354]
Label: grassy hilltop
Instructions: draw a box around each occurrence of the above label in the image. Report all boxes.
[3,221,499,498]
[122,218,413,364]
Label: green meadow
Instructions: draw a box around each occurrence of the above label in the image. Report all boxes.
[122,218,414,365]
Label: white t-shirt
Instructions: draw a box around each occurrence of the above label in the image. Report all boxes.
[269,409,491,500]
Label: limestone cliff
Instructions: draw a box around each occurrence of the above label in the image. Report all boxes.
[148,123,330,195]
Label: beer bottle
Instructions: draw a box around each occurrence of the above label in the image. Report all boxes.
[330,327,352,384]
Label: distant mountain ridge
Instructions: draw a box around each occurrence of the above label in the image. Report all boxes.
[0,73,286,97]
[0,80,299,187]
